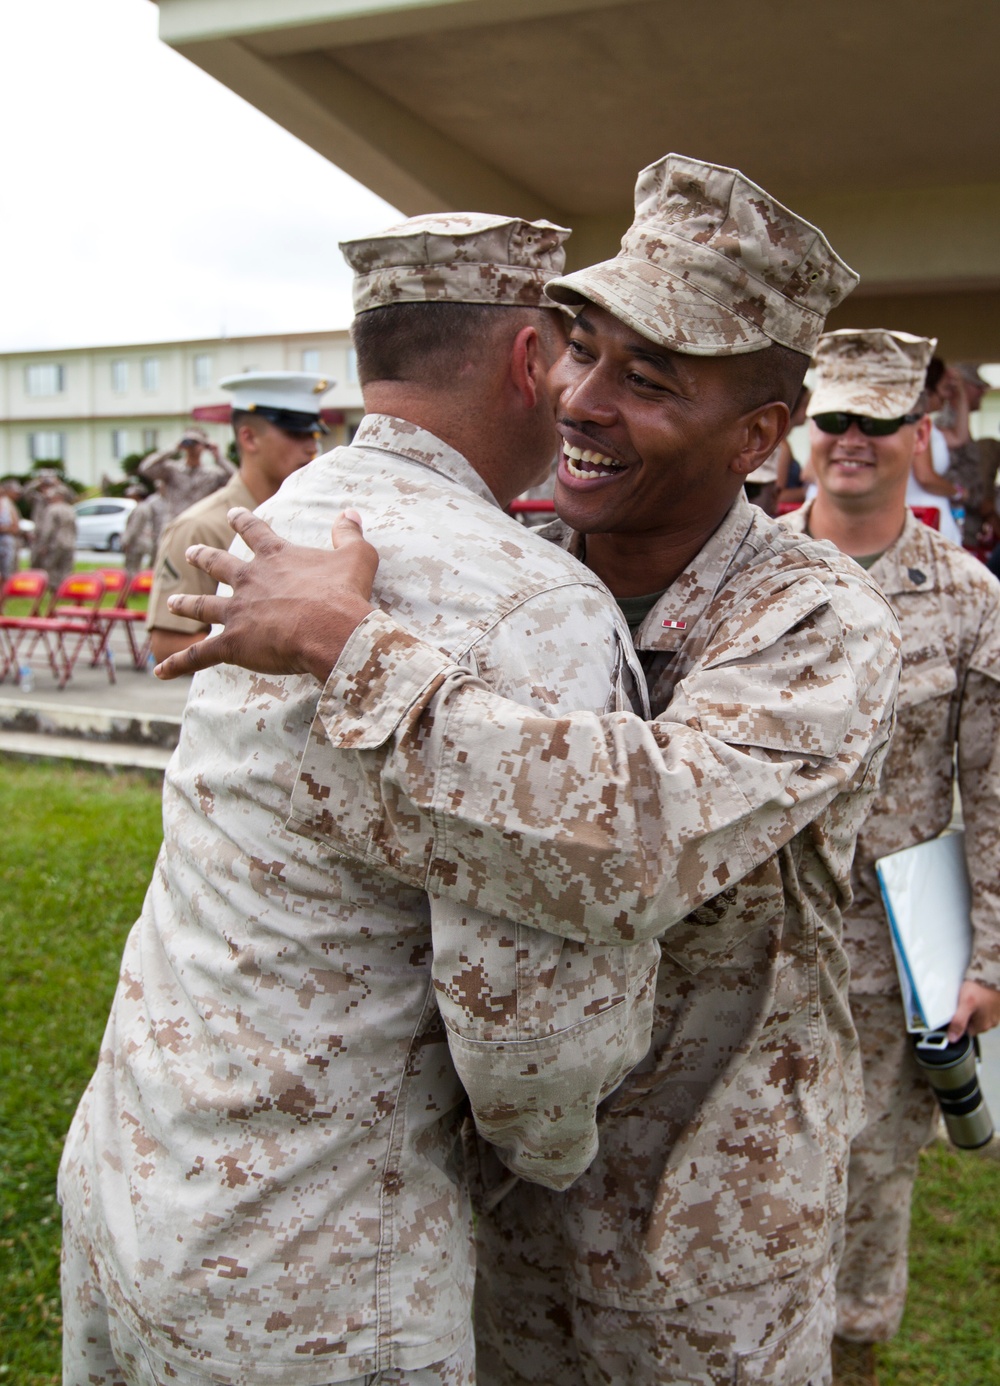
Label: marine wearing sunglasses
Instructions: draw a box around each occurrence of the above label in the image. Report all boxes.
[812,411,923,437]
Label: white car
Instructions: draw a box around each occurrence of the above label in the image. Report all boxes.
[73,497,137,552]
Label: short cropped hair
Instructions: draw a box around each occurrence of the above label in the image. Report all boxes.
[231,408,269,438]
[351,302,559,386]
[731,342,811,414]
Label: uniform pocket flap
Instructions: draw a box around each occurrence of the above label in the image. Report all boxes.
[896,656,957,710]
[701,575,831,670]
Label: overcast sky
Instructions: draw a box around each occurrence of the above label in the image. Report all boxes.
[0,0,399,353]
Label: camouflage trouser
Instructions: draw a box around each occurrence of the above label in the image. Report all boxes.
[835,992,940,1343]
[475,1181,836,1385]
[61,1201,475,1386]
[42,547,74,596]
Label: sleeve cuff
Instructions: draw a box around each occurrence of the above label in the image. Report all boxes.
[314,608,457,750]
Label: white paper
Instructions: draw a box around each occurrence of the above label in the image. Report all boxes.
[875,831,972,1033]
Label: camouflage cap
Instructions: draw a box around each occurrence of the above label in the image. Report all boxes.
[546,153,858,357]
[341,213,571,314]
[807,329,936,420]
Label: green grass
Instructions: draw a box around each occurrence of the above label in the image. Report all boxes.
[877,1141,1000,1385]
[0,758,997,1383]
[0,759,163,1385]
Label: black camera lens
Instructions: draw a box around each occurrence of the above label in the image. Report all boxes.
[912,1031,994,1150]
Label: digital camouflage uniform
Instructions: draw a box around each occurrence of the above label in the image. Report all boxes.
[60,213,660,1386]
[122,493,165,585]
[138,433,234,525]
[147,471,256,639]
[287,490,899,1385]
[785,501,1000,1343]
[282,156,890,1386]
[32,494,76,592]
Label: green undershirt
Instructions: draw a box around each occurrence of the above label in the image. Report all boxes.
[616,589,670,635]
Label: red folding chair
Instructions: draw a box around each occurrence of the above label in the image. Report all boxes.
[49,567,128,666]
[5,572,109,688]
[0,569,49,681]
[509,499,556,526]
[93,568,154,669]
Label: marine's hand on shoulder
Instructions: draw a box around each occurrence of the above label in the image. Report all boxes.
[153,507,379,683]
[947,980,1000,1042]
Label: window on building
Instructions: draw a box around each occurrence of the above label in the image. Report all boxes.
[111,359,128,394]
[193,353,213,388]
[25,363,65,396]
[142,428,158,451]
[302,348,320,373]
[29,431,66,462]
[112,428,129,460]
[346,348,358,384]
[142,356,160,392]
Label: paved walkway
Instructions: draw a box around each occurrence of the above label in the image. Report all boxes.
[0,619,190,771]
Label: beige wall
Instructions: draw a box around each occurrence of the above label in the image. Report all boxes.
[0,329,364,488]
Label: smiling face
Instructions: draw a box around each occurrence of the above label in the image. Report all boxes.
[549,305,774,540]
[808,414,930,511]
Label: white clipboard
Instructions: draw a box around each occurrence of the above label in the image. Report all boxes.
[875,831,972,1033]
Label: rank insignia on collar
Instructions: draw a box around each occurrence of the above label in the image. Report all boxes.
[661,619,687,630]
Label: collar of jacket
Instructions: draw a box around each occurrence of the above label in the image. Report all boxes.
[787,498,939,598]
[353,413,498,509]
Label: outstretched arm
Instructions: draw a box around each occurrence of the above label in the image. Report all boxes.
[154,507,378,681]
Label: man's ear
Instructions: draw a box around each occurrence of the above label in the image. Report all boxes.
[234,423,257,457]
[509,325,544,410]
[730,402,790,478]
[913,413,933,452]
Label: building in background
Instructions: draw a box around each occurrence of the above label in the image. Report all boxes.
[0,329,363,489]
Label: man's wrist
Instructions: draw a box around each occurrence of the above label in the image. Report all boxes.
[302,597,375,683]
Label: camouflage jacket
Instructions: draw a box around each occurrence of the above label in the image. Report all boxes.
[288,493,900,1306]
[32,498,76,564]
[59,416,657,1383]
[138,445,235,523]
[784,504,1000,995]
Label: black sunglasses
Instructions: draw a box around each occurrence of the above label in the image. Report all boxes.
[812,411,923,437]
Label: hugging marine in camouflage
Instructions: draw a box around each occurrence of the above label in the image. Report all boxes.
[157,155,901,1385]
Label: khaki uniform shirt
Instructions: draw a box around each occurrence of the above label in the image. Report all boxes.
[287,494,900,1306]
[60,416,657,1383]
[147,473,256,635]
[138,446,235,524]
[784,504,1000,995]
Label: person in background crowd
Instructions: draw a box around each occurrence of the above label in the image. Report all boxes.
[31,476,76,594]
[138,425,233,525]
[146,373,328,662]
[120,484,154,585]
[782,328,1000,1386]
[0,479,22,584]
[901,356,963,544]
[945,363,999,547]
[158,154,899,1386]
